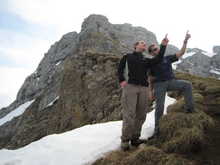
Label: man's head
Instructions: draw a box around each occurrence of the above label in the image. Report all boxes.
[148,44,160,56]
[134,41,147,52]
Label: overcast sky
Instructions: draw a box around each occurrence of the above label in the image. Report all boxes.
[0,0,220,108]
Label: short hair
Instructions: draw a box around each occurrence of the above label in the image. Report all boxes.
[133,41,139,50]
[148,44,156,53]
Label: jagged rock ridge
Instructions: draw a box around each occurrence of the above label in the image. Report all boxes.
[175,47,220,79]
[0,14,163,118]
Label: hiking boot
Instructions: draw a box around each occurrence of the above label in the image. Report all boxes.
[184,105,195,113]
[131,138,147,147]
[121,140,130,151]
[185,108,195,113]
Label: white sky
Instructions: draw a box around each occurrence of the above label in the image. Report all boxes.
[0,0,220,108]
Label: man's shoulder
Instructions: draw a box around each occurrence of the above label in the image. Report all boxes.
[165,54,177,58]
[126,52,133,56]
[120,54,129,59]
[120,53,132,62]
[125,52,135,59]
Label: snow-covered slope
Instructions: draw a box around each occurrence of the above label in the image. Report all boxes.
[0,100,35,126]
[0,95,175,165]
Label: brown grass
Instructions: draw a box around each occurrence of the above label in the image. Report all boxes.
[159,108,215,154]
[92,146,196,165]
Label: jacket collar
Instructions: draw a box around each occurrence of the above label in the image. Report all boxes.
[133,51,143,56]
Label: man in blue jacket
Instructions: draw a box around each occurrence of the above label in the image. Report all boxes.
[148,31,195,139]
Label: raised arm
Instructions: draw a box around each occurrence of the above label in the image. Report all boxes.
[176,31,191,58]
[149,34,169,65]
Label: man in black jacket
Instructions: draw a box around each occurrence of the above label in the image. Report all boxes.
[148,31,194,139]
[118,36,168,151]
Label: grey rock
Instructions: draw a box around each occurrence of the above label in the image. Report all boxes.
[176,47,220,79]
[186,48,204,54]
[210,54,220,79]
[78,14,176,55]
[78,14,159,54]
[176,52,211,77]
[0,32,79,117]
[165,44,179,56]
[213,46,220,54]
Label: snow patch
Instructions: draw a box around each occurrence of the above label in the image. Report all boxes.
[0,100,35,126]
[172,60,182,70]
[203,52,216,57]
[214,68,220,71]
[182,52,196,59]
[210,69,220,75]
[0,95,175,165]
[46,96,59,108]
[55,61,62,66]
[181,50,216,59]
[188,61,194,66]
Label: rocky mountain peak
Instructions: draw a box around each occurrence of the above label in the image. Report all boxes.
[81,14,110,33]
[0,14,161,127]
[186,48,205,54]
[176,52,211,77]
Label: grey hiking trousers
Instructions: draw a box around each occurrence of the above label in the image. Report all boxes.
[121,84,149,141]
[154,79,194,134]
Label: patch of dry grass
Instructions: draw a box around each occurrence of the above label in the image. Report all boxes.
[92,146,196,165]
[159,101,215,153]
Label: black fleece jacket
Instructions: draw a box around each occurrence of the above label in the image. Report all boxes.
[117,45,166,87]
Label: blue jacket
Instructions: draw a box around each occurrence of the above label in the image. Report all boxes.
[149,54,179,82]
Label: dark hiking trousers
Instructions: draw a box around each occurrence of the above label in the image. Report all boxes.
[121,84,149,141]
[154,79,194,134]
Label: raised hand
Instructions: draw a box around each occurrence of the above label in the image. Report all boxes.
[184,30,191,42]
[161,33,169,46]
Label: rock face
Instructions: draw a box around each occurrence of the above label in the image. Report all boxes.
[1,14,176,119]
[211,46,220,76]
[0,32,79,119]
[176,49,211,77]
[0,14,177,149]
[213,46,220,54]
[175,48,220,79]
[165,44,179,55]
